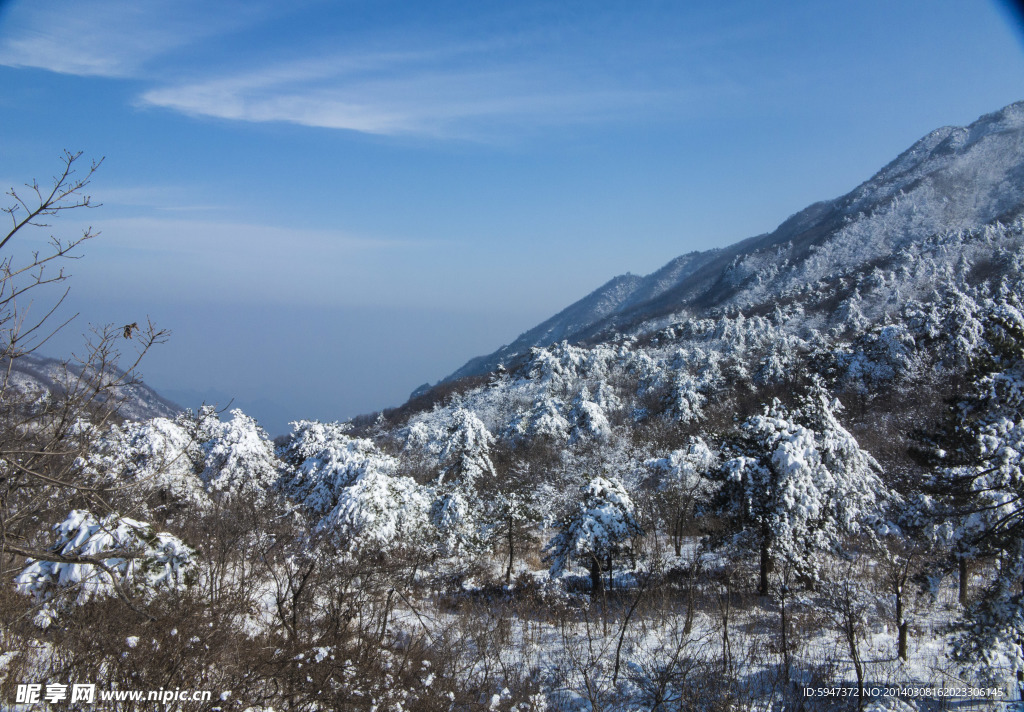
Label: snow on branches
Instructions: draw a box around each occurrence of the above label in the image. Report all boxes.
[320,466,430,554]
[438,407,496,486]
[545,475,642,594]
[197,408,281,503]
[79,416,207,513]
[280,420,398,518]
[718,387,887,593]
[279,420,428,552]
[16,510,194,624]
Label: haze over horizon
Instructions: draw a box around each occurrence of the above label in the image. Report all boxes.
[2,0,1023,434]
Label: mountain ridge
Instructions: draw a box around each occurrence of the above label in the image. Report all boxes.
[445,101,1024,383]
[5,352,181,422]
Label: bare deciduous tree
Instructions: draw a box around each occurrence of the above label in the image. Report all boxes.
[0,150,167,592]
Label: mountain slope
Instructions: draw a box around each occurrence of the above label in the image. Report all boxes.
[447,101,1024,381]
[4,353,181,421]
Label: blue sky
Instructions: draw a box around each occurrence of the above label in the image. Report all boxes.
[1,0,1023,434]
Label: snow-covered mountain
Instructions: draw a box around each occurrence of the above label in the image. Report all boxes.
[19,102,1024,710]
[4,352,181,421]
[447,101,1024,382]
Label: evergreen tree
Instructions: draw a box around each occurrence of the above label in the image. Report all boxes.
[319,466,429,555]
[505,397,570,445]
[80,416,207,515]
[15,510,194,625]
[437,407,496,486]
[929,301,1024,687]
[545,475,642,595]
[646,437,718,557]
[195,408,281,504]
[489,476,543,582]
[279,420,398,522]
[716,386,887,595]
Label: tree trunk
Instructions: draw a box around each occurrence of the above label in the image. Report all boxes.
[1018,579,1024,700]
[779,572,792,681]
[759,534,771,596]
[720,581,732,673]
[850,628,865,711]
[780,588,789,679]
[505,520,514,583]
[839,593,865,709]
[684,561,696,635]
[672,514,683,557]
[590,556,603,597]
[895,583,908,661]
[958,557,969,607]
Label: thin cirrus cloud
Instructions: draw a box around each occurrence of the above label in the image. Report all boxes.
[137,55,667,138]
[91,216,421,254]
[0,0,675,139]
[0,0,267,78]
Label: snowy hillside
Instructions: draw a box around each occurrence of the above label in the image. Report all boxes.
[3,352,181,421]
[9,102,1024,711]
[449,101,1024,381]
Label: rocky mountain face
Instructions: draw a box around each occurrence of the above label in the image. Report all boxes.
[447,101,1024,382]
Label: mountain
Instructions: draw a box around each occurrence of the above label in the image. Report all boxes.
[446,101,1024,382]
[4,352,181,421]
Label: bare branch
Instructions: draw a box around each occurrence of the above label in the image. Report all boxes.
[1,151,103,253]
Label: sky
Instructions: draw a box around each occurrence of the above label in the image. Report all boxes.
[1,0,1023,435]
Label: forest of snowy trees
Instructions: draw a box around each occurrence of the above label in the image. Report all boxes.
[5,108,1024,711]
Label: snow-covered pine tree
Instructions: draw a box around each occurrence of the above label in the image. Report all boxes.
[318,465,430,555]
[489,471,543,582]
[195,408,281,503]
[929,300,1024,689]
[568,388,612,443]
[430,487,481,557]
[279,420,398,521]
[646,437,718,557]
[505,397,570,445]
[277,420,429,552]
[437,407,496,486]
[428,407,498,556]
[15,510,194,626]
[716,385,887,595]
[544,475,642,595]
[79,415,208,515]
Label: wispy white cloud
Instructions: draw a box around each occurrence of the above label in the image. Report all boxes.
[70,215,455,308]
[138,54,665,137]
[0,1,678,138]
[0,0,271,77]
[87,185,230,215]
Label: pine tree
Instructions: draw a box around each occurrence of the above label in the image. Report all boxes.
[489,477,543,583]
[505,397,570,445]
[81,416,207,515]
[646,437,718,557]
[716,385,887,595]
[568,388,612,443]
[437,407,496,486]
[279,419,398,521]
[318,466,429,555]
[427,407,498,556]
[931,301,1024,688]
[15,510,194,625]
[545,475,642,595]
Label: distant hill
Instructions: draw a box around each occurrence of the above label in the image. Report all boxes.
[4,352,181,421]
